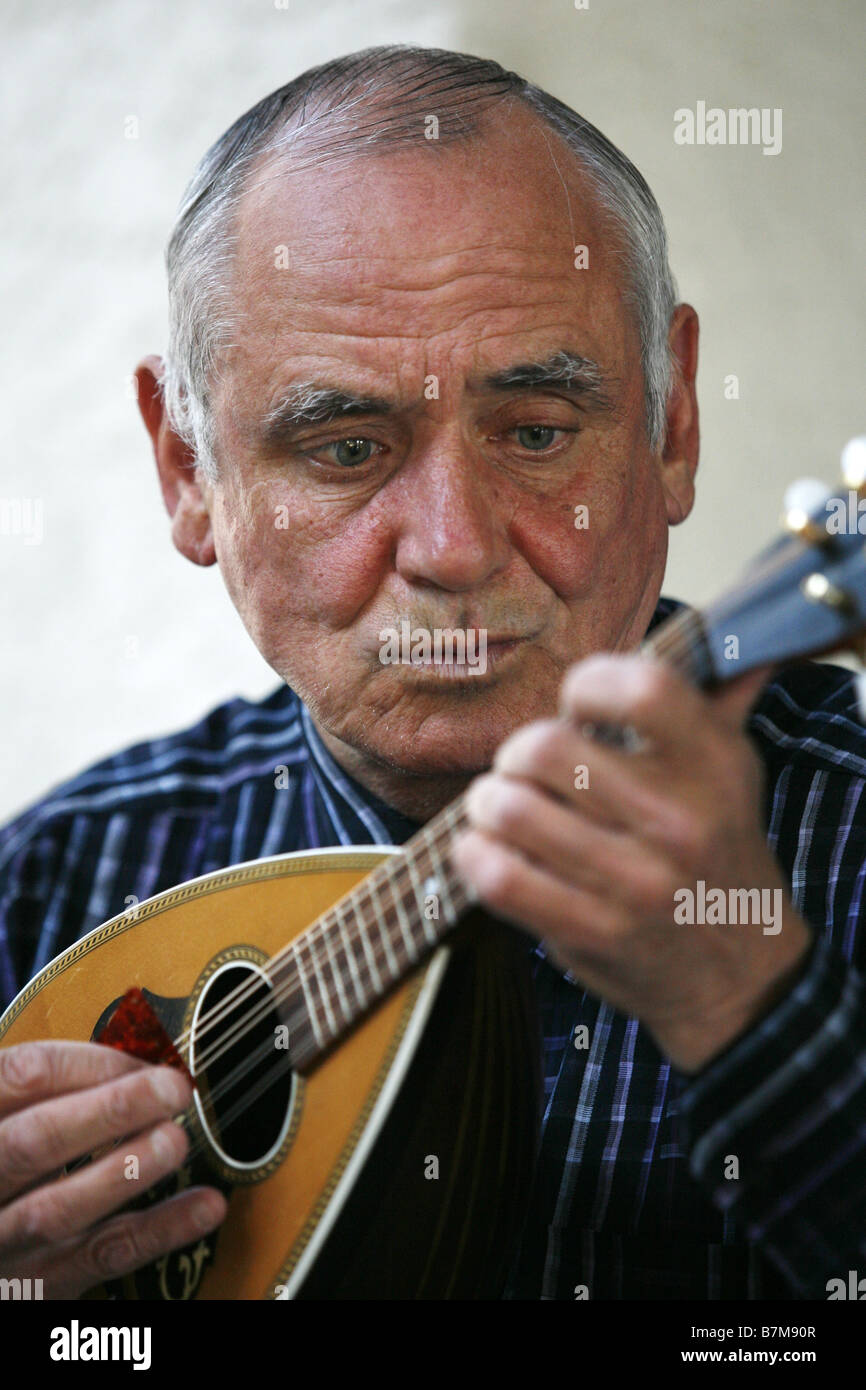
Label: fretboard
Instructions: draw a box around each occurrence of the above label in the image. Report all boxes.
[642,604,712,684]
[274,797,473,1066]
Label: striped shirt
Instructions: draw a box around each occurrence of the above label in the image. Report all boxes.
[2,597,865,1300]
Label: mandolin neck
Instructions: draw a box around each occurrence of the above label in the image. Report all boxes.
[642,602,714,685]
[277,797,473,1067]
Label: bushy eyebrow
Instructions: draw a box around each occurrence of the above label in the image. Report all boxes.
[258,349,615,445]
[481,351,614,409]
[260,385,394,443]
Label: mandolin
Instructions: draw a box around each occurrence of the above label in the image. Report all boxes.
[3,451,866,1300]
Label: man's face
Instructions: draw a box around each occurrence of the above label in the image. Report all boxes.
[188,108,693,783]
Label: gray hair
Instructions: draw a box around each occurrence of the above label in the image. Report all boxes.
[163,45,678,480]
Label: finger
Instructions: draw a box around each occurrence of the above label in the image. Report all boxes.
[0,1064,192,1205]
[24,1184,228,1300]
[559,654,711,753]
[1,1114,191,1253]
[463,774,637,893]
[453,826,622,951]
[490,719,678,835]
[0,1041,147,1123]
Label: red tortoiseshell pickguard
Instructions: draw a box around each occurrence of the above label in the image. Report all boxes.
[95,987,192,1082]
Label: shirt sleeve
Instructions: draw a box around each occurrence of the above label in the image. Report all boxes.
[672,932,866,1297]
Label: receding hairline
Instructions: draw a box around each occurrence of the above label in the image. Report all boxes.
[224,96,638,339]
[232,92,624,253]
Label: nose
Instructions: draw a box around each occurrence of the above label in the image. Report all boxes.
[391,436,511,592]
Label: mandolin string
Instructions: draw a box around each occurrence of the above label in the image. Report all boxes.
[187,831,473,1094]
[67,1039,301,1179]
[166,858,417,1068]
[150,852,445,1103]
[170,805,467,1074]
[64,873,420,1180]
[185,825,464,1081]
[64,1029,293,1178]
[168,845,441,1074]
[170,802,463,1062]
[176,833,476,1152]
[68,851,457,1179]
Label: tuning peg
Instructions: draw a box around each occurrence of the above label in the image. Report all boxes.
[801,571,856,614]
[841,437,866,494]
[782,477,832,544]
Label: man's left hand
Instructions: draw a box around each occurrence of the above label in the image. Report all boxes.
[453,654,813,1073]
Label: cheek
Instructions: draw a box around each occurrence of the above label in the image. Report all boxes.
[508,453,668,604]
[507,492,596,599]
[213,483,391,639]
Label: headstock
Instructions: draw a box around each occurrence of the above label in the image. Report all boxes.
[648,438,866,686]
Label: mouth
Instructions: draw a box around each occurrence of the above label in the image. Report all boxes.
[397,633,537,682]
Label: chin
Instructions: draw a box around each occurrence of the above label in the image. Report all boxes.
[351,695,545,778]
[291,653,563,776]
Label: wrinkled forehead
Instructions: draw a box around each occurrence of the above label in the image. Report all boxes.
[229,104,629,315]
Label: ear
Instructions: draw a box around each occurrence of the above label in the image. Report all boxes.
[658,303,699,528]
[134,354,217,567]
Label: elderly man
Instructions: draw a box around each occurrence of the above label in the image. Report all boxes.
[0,45,863,1302]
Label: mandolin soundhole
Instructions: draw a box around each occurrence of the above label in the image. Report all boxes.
[190,962,297,1173]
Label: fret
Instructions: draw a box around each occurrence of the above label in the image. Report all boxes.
[368,879,402,980]
[386,857,422,964]
[424,823,461,923]
[292,941,327,1051]
[333,899,368,1011]
[403,850,441,947]
[320,912,353,1025]
[349,892,384,994]
[268,793,476,1067]
[643,606,713,686]
[305,934,339,1038]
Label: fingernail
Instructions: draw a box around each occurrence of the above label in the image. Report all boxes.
[150,1123,183,1166]
[151,1067,189,1110]
[192,1191,226,1232]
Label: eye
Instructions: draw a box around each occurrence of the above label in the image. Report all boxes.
[321,438,377,468]
[514,425,560,451]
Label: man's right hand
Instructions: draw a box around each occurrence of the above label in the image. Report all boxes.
[0,1040,228,1298]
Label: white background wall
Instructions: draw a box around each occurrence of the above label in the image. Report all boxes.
[1,0,863,822]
